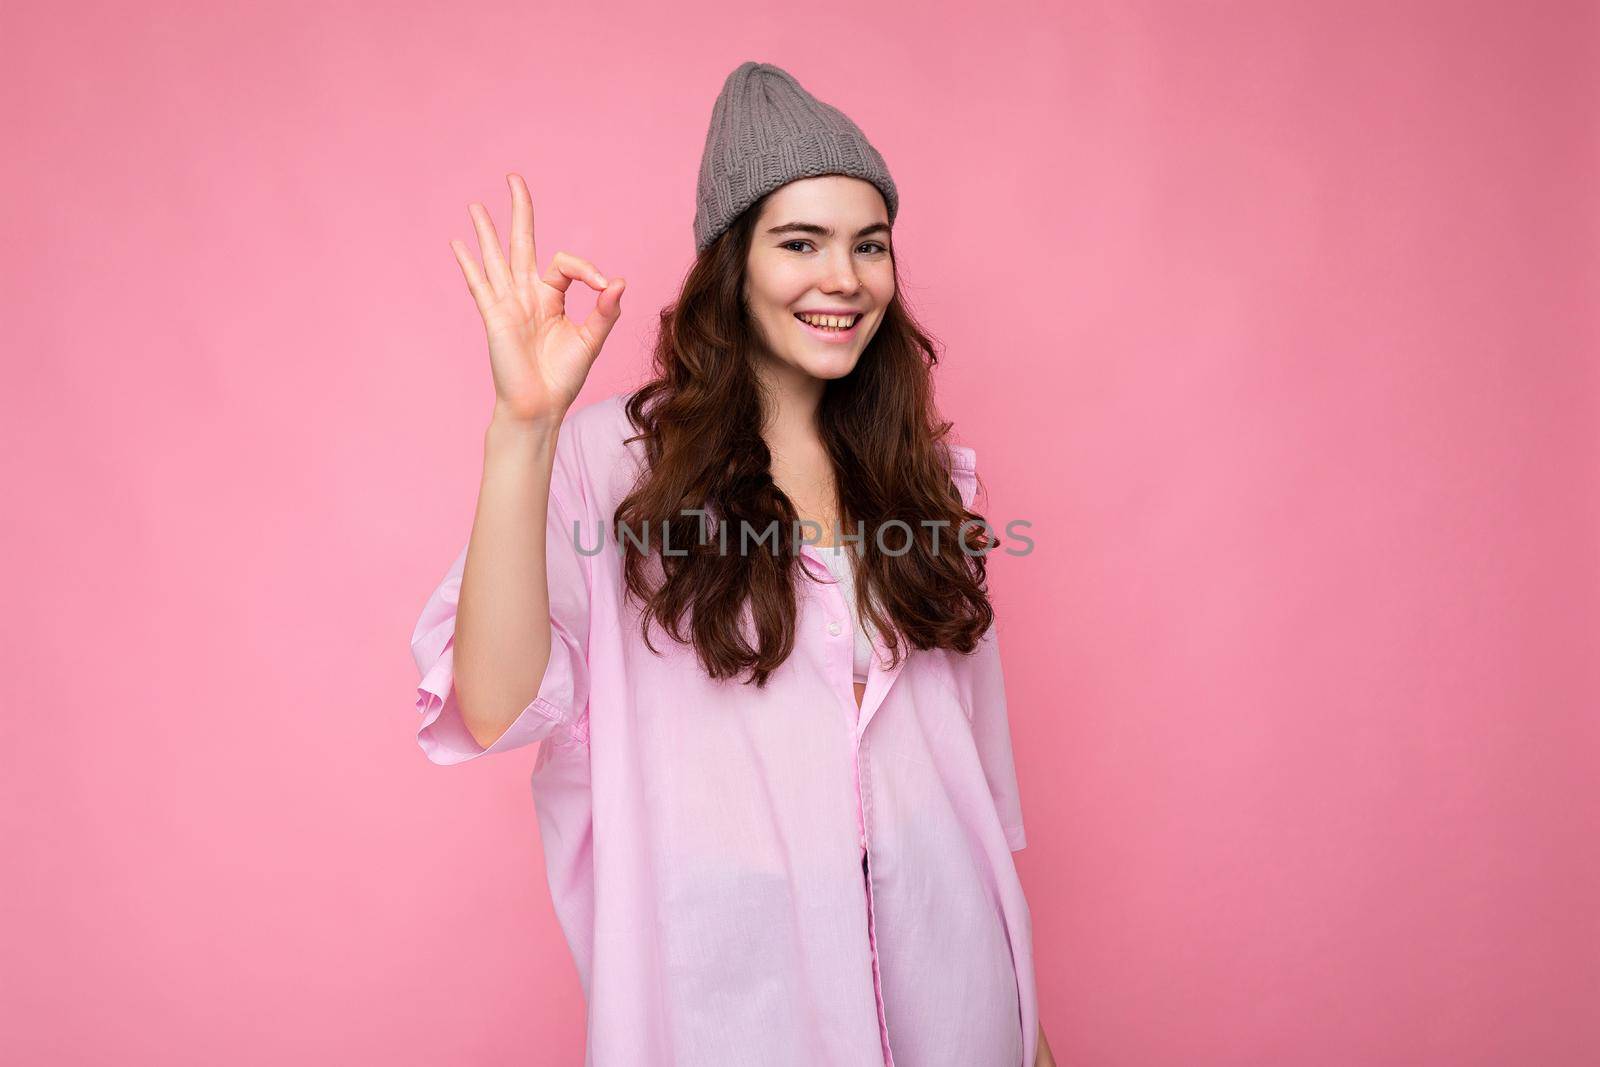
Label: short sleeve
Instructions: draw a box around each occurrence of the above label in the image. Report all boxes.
[948,443,1027,851]
[409,455,593,766]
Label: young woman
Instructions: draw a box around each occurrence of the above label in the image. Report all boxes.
[412,61,1055,1067]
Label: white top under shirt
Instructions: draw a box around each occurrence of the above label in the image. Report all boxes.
[812,543,876,683]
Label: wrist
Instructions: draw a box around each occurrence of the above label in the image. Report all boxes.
[487,403,563,441]
[484,408,562,464]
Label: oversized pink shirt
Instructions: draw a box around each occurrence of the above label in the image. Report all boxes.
[410,391,1036,1067]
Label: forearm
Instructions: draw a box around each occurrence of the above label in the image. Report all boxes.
[453,411,563,748]
[1035,1020,1056,1067]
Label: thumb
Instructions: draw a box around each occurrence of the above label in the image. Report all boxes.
[581,276,625,350]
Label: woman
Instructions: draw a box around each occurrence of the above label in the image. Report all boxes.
[413,61,1055,1067]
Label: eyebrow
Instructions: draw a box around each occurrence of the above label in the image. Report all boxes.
[765,221,892,240]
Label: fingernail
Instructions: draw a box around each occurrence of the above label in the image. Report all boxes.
[596,274,608,287]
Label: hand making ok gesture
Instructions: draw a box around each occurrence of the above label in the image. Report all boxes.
[449,173,625,428]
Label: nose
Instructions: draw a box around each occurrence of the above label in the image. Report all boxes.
[820,254,862,295]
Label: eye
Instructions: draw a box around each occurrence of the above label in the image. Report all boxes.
[780,239,891,255]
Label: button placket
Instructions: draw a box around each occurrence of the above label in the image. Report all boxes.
[861,739,895,1066]
[801,545,894,1063]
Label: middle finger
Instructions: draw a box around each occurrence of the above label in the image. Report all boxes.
[508,174,537,290]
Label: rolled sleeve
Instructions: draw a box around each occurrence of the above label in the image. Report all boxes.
[410,471,594,765]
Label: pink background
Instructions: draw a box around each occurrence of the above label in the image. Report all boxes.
[5,1,1597,1064]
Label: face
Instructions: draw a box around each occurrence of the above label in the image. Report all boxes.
[742,175,895,385]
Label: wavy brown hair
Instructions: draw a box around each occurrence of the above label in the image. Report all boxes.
[615,193,996,686]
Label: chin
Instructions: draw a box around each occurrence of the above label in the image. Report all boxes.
[794,351,862,381]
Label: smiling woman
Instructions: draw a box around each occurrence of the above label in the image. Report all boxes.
[420,59,1046,1067]
[741,178,898,378]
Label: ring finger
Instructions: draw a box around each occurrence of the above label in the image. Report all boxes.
[468,202,514,299]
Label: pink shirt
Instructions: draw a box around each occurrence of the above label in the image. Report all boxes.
[410,391,1036,1067]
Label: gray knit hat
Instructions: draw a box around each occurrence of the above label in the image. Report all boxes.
[693,61,899,255]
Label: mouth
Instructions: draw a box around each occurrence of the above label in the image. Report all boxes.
[793,312,864,343]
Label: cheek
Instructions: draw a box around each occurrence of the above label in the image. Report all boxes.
[869,262,897,300]
[748,273,804,316]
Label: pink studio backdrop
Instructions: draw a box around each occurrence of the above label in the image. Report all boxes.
[4,2,1596,1064]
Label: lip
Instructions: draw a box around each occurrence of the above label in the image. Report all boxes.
[793,312,864,344]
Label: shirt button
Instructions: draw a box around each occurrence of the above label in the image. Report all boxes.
[827,621,843,636]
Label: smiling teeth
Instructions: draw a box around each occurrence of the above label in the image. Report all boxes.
[797,313,859,329]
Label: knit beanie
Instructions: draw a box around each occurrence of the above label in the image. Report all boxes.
[693,61,899,255]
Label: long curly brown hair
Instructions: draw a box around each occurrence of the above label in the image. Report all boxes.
[615,193,996,687]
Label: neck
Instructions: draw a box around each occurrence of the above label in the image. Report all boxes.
[754,351,826,452]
